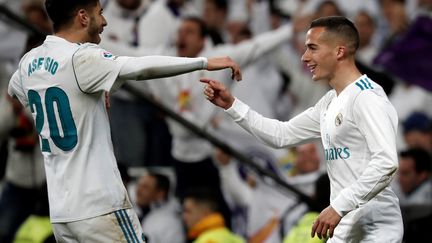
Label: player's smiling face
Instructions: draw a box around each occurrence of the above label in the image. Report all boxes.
[87,1,107,44]
[301,27,338,82]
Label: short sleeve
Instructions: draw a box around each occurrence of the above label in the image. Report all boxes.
[72,44,130,93]
[8,70,28,107]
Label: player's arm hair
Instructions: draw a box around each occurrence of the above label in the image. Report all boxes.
[118,56,207,81]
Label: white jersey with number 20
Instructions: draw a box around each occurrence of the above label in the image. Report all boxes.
[8,35,131,223]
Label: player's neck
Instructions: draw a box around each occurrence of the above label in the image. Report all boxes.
[54,28,89,44]
[329,64,362,96]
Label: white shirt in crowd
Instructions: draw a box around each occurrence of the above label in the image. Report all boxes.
[141,199,185,243]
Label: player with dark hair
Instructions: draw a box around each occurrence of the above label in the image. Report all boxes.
[8,0,241,242]
[202,16,403,242]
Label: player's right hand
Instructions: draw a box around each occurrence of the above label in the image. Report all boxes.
[206,56,242,81]
[200,78,235,110]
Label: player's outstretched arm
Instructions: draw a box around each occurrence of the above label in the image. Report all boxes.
[118,56,242,81]
[201,78,235,110]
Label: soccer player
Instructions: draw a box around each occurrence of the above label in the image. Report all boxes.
[7,0,241,242]
[201,16,403,242]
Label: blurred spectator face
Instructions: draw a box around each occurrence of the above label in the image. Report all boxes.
[117,0,142,10]
[380,0,407,34]
[135,175,160,207]
[176,20,205,57]
[203,0,227,30]
[23,3,53,34]
[182,198,210,229]
[294,143,320,174]
[316,1,343,17]
[227,22,250,44]
[398,157,429,194]
[404,130,432,150]
[419,0,432,9]
[354,11,375,48]
[169,0,185,6]
[403,112,432,150]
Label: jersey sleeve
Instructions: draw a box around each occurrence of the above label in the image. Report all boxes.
[8,70,28,107]
[224,91,333,148]
[330,91,399,216]
[72,44,130,93]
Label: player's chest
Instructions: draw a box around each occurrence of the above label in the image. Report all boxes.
[320,96,355,145]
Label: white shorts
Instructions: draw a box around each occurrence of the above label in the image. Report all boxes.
[53,208,146,243]
[328,198,403,243]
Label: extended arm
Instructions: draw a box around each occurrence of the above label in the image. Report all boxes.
[118,55,241,81]
[72,43,241,93]
[202,78,324,148]
[118,56,207,80]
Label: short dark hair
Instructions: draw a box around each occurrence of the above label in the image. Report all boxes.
[183,187,219,212]
[403,112,432,133]
[148,172,170,195]
[182,16,208,38]
[206,0,228,12]
[310,16,360,54]
[400,148,432,173]
[44,0,98,32]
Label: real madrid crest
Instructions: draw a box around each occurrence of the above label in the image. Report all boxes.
[335,113,343,126]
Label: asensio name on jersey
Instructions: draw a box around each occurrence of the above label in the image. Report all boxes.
[9,36,132,223]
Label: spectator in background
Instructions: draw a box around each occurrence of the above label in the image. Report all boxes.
[215,143,323,243]
[102,0,150,47]
[283,174,330,243]
[378,0,409,51]
[315,0,343,18]
[182,188,245,243]
[135,172,185,243]
[203,0,229,45]
[138,0,198,48]
[101,0,156,167]
[0,2,51,241]
[0,95,48,243]
[22,0,53,52]
[354,11,378,66]
[216,23,289,167]
[403,112,432,151]
[395,148,432,206]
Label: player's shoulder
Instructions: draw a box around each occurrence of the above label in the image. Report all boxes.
[19,46,41,64]
[351,75,387,103]
[74,43,115,60]
[350,76,395,116]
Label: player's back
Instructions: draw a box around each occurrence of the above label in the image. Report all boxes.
[15,36,130,223]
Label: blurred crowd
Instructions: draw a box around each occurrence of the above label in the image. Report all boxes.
[0,0,431,242]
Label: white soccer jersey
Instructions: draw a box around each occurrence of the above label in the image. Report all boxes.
[8,35,133,223]
[226,75,403,241]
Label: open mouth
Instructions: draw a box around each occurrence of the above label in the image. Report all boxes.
[308,64,317,73]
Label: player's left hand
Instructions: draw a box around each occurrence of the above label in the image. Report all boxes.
[311,206,341,239]
[206,56,242,81]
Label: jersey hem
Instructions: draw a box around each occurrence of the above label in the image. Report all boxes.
[50,205,133,223]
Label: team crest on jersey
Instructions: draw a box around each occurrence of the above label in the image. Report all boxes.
[102,51,114,59]
[335,113,343,126]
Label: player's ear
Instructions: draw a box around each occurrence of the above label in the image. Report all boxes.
[336,46,347,60]
[77,9,90,27]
